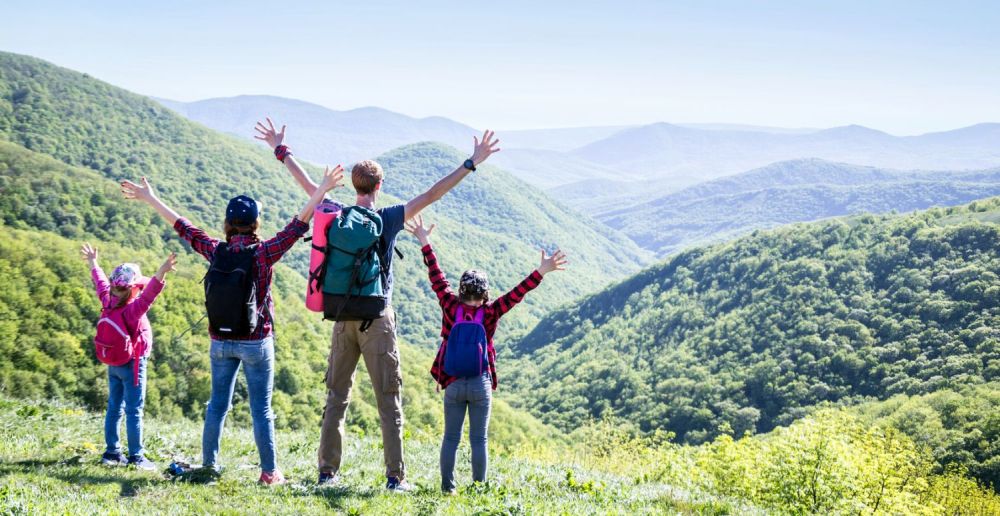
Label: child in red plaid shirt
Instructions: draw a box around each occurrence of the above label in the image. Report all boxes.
[405,215,568,493]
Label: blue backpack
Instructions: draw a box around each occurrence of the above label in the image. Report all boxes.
[443,306,489,378]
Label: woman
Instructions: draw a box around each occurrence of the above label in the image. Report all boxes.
[121,166,343,485]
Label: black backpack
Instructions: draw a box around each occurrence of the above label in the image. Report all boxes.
[205,243,258,336]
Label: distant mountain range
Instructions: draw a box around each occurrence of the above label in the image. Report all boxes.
[573,122,1000,192]
[599,158,1000,256]
[158,95,1000,199]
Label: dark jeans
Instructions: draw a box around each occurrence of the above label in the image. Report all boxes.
[105,357,147,457]
[440,373,492,491]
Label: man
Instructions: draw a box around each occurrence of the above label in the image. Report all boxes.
[254,119,500,491]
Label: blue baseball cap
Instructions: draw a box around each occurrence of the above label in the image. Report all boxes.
[226,195,259,226]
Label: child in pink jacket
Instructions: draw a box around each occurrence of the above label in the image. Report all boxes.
[82,243,176,470]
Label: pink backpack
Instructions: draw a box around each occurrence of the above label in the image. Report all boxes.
[94,306,136,367]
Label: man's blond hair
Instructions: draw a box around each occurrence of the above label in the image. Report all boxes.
[351,160,384,195]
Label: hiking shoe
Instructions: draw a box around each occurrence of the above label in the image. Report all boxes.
[100,451,127,467]
[317,471,339,487]
[127,455,157,471]
[386,476,414,492]
[259,470,286,486]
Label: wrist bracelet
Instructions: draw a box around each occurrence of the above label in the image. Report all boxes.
[274,145,292,163]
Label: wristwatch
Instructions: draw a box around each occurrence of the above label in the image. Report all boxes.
[463,159,476,172]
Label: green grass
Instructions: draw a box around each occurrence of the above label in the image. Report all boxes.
[0,398,711,515]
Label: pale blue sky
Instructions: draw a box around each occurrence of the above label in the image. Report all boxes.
[2,0,998,134]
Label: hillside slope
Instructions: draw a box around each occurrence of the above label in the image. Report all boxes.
[601,159,1000,256]
[509,198,1000,451]
[0,51,639,346]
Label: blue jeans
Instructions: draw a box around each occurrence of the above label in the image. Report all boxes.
[105,357,147,457]
[440,373,492,491]
[202,337,277,473]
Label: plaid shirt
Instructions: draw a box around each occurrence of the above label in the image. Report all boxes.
[424,244,543,390]
[174,217,308,341]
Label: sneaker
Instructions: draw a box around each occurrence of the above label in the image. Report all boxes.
[317,471,339,487]
[259,470,286,486]
[100,451,127,467]
[442,488,457,496]
[386,476,414,493]
[127,455,157,471]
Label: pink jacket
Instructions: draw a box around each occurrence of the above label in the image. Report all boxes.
[91,266,163,362]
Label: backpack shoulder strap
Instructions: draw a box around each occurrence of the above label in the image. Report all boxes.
[456,305,465,322]
[473,307,485,325]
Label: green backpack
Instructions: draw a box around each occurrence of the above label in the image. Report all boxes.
[321,206,388,322]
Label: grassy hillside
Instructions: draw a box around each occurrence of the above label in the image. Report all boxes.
[3,397,995,514]
[601,159,1000,256]
[508,198,1000,463]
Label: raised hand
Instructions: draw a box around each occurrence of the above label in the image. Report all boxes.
[538,248,568,276]
[120,177,157,204]
[404,215,436,246]
[471,129,501,166]
[156,252,178,280]
[320,165,345,193]
[81,243,99,264]
[254,117,286,149]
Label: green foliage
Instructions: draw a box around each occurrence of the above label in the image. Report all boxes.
[0,223,558,448]
[687,410,999,514]
[0,51,643,348]
[509,199,1000,463]
[850,383,1000,491]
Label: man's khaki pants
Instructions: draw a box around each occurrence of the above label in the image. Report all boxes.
[318,308,405,478]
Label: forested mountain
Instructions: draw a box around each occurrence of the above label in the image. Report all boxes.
[0,51,643,347]
[0,51,601,440]
[574,122,1000,194]
[508,198,1000,458]
[600,158,1000,256]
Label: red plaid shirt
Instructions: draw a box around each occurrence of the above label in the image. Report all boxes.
[174,217,308,341]
[424,244,543,390]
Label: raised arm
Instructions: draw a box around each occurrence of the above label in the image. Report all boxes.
[260,166,345,266]
[124,252,175,321]
[406,215,458,309]
[120,177,182,225]
[404,129,501,220]
[255,118,319,197]
[492,248,568,316]
[121,177,218,260]
[81,243,111,306]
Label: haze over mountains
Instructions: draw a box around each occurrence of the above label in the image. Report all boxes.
[160,94,1000,258]
[601,159,1000,256]
[159,95,1000,197]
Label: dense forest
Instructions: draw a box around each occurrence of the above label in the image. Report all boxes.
[509,197,1000,484]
